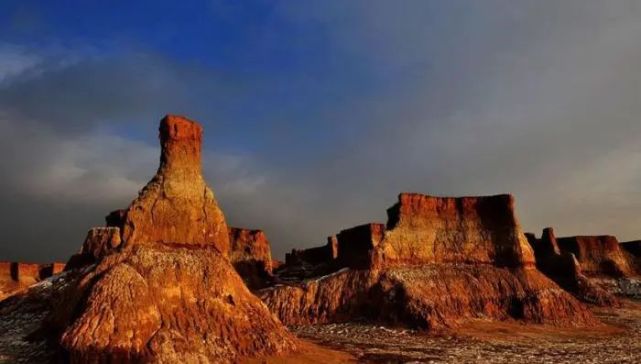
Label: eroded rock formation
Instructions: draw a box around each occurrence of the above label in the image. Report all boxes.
[262,193,597,329]
[555,235,636,277]
[526,228,618,306]
[51,115,297,363]
[229,227,274,289]
[0,261,65,300]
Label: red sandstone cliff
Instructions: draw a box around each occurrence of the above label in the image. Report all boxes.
[51,115,298,363]
[261,193,596,329]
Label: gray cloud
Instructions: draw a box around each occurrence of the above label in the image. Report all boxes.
[0,1,640,262]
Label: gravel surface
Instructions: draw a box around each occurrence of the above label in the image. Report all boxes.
[292,300,641,363]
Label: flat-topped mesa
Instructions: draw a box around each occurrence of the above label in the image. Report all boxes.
[119,115,230,254]
[556,235,635,278]
[372,193,535,269]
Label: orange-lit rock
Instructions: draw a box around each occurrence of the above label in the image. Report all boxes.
[556,235,636,277]
[262,193,596,329]
[65,227,122,270]
[119,115,229,254]
[229,227,273,289]
[50,115,298,363]
[0,261,66,300]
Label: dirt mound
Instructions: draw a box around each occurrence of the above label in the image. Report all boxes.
[262,194,597,329]
[50,115,298,363]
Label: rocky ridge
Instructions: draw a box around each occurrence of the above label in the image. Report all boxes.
[262,193,597,329]
[44,115,298,363]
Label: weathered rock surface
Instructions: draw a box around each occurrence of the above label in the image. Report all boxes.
[229,227,274,289]
[49,115,298,363]
[372,194,535,269]
[0,261,65,301]
[118,115,229,254]
[556,235,636,277]
[65,227,122,270]
[526,228,618,306]
[262,193,596,329]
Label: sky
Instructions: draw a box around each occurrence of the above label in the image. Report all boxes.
[0,1,640,262]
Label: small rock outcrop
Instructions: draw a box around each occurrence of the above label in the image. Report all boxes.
[555,235,635,277]
[526,228,618,306]
[0,261,65,300]
[262,193,597,329]
[229,227,274,289]
[52,115,297,363]
[65,227,122,270]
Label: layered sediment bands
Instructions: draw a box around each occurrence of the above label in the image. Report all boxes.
[556,235,636,277]
[261,265,596,328]
[0,262,65,300]
[119,115,229,254]
[264,193,596,329]
[51,115,299,363]
[229,227,273,289]
[372,194,535,269]
[526,228,618,306]
[58,245,296,363]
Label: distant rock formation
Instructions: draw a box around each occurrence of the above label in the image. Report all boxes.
[526,228,618,305]
[262,193,596,329]
[0,261,65,300]
[229,227,274,289]
[528,229,640,301]
[556,235,635,277]
[621,240,641,258]
[51,115,297,363]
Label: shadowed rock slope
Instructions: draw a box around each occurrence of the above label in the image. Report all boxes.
[528,228,641,301]
[229,227,274,289]
[262,194,597,330]
[49,115,297,363]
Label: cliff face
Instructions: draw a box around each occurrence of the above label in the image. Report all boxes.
[229,227,273,289]
[373,194,535,269]
[0,262,65,300]
[53,115,298,363]
[262,193,596,329]
[556,235,635,277]
[65,227,122,270]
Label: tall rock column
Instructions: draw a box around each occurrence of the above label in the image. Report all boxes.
[120,115,229,254]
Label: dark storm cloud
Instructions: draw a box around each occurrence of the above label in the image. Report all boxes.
[0,1,640,261]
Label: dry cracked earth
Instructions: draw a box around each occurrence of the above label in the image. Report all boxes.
[1,273,640,364]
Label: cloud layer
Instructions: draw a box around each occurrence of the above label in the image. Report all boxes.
[0,1,640,261]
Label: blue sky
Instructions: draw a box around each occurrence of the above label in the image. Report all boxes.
[0,1,640,261]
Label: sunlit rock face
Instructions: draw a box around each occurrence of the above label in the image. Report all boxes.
[263,193,597,330]
[372,193,535,269]
[119,115,230,254]
[0,261,65,300]
[52,115,298,363]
